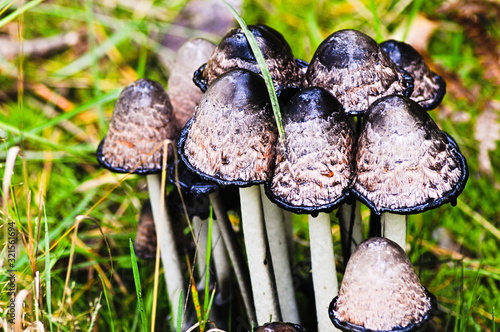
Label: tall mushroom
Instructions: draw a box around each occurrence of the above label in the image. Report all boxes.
[96,78,185,329]
[352,95,468,249]
[179,69,281,324]
[329,237,437,332]
[265,87,354,332]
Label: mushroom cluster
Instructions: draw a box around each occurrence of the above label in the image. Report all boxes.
[98,21,469,332]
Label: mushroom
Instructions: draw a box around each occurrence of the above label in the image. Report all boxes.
[167,38,217,133]
[134,199,157,260]
[264,87,354,332]
[253,322,306,332]
[193,24,305,93]
[305,29,414,116]
[352,95,468,249]
[329,237,437,332]
[380,40,446,110]
[179,68,281,324]
[96,78,185,329]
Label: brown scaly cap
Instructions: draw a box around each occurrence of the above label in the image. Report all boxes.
[329,237,437,332]
[352,95,468,215]
[253,322,306,332]
[193,24,306,92]
[265,87,355,214]
[97,79,176,174]
[168,38,216,133]
[380,40,446,110]
[305,29,414,116]
[179,69,278,186]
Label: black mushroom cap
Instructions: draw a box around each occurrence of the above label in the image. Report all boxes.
[305,29,414,116]
[168,155,219,196]
[193,24,306,93]
[253,322,307,332]
[352,95,468,215]
[380,40,446,110]
[97,78,176,174]
[265,87,355,215]
[329,237,438,332]
[179,69,278,187]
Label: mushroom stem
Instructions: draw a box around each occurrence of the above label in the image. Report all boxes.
[338,201,363,263]
[381,213,407,251]
[146,174,185,330]
[192,216,209,286]
[308,212,340,332]
[211,218,232,305]
[239,185,281,324]
[208,191,256,323]
[260,188,300,323]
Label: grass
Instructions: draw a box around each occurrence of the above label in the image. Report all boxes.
[1,0,499,331]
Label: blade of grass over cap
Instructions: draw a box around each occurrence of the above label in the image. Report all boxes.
[225,2,285,141]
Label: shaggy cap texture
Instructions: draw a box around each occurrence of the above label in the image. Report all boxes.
[306,29,413,116]
[330,237,436,332]
[352,95,468,215]
[194,24,305,92]
[266,87,354,214]
[179,69,278,186]
[253,322,306,332]
[97,78,175,174]
[380,40,446,110]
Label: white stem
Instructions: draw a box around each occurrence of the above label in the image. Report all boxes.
[240,185,281,324]
[339,202,363,259]
[260,187,300,323]
[208,191,256,323]
[192,216,208,285]
[146,174,185,330]
[309,212,340,332]
[381,213,407,251]
[211,219,232,304]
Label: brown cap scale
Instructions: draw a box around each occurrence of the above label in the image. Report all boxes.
[97,79,176,174]
[253,322,306,332]
[193,24,306,93]
[265,87,355,214]
[134,199,157,259]
[179,69,278,186]
[329,237,437,332]
[380,40,446,110]
[352,95,468,215]
[305,29,414,116]
[168,38,216,132]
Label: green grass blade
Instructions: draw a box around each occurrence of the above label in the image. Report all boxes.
[0,0,44,28]
[130,239,149,332]
[225,1,285,141]
[100,275,116,332]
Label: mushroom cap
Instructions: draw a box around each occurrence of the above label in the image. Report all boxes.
[168,38,217,132]
[253,322,306,332]
[134,199,157,260]
[167,156,219,196]
[380,40,446,110]
[352,95,468,215]
[97,78,176,174]
[179,69,278,186]
[193,24,305,92]
[265,87,355,214]
[329,237,437,332]
[305,29,413,116]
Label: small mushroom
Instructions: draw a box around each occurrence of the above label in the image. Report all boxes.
[179,68,281,324]
[167,38,217,133]
[329,237,437,332]
[96,79,185,330]
[305,29,413,116]
[265,87,354,214]
[134,199,157,259]
[193,24,305,93]
[352,95,468,215]
[253,322,306,332]
[352,95,468,249]
[380,40,446,110]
